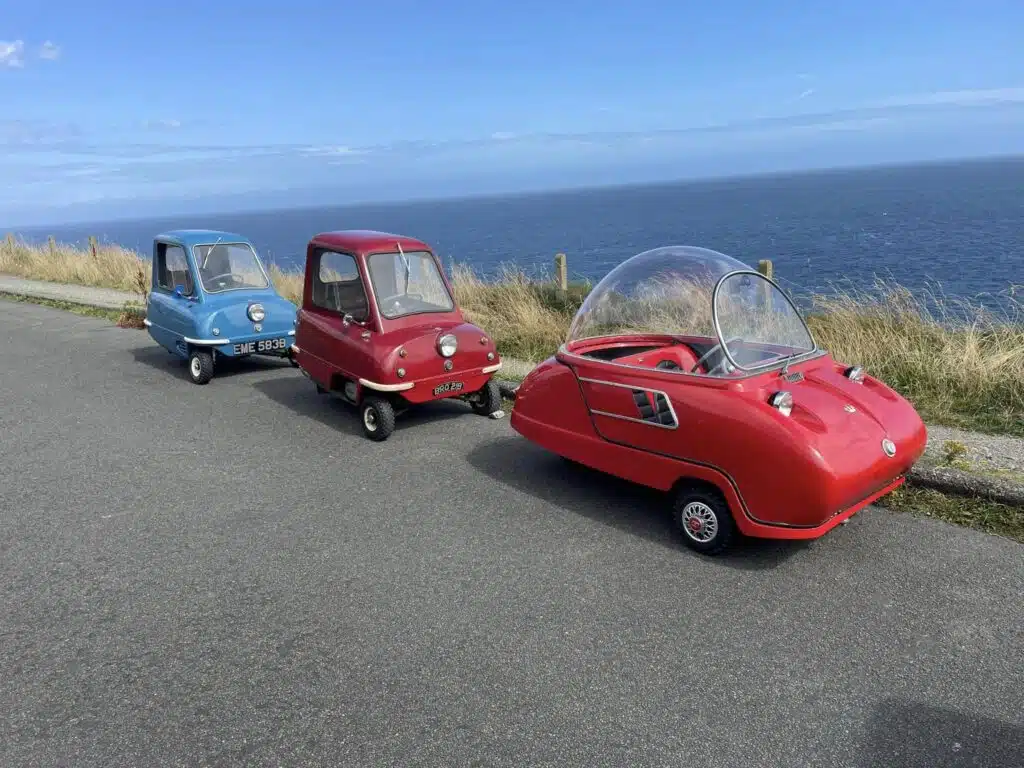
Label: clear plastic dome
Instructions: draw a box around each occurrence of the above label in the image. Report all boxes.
[567,246,816,371]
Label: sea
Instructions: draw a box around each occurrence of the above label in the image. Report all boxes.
[14,156,1024,313]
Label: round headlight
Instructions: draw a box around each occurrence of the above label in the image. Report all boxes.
[438,333,458,357]
[247,303,266,323]
[769,390,794,417]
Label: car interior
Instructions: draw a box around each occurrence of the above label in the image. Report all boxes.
[578,337,796,375]
[312,252,370,322]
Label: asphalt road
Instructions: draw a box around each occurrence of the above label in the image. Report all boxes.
[1,299,1022,768]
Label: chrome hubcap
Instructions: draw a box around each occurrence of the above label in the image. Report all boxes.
[363,408,377,431]
[681,501,718,542]
[190,357,201,378]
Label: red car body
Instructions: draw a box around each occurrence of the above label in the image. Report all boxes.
[509,246,927,555]
[292,230,503,440]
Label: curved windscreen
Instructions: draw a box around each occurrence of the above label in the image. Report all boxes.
[567,246,754,342]
[366,250,454,319]
[194,242,269,293]
[714,272,815,369]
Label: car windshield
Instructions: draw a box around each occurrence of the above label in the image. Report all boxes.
[567,245,816,372]
[714,272,815,370]
[193,242,269,293]
[366,250,454,319]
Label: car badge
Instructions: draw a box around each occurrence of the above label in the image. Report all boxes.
[844,404,856,413]
[882,439,896,457]
[253,323,262,332]
[444,359,454,372]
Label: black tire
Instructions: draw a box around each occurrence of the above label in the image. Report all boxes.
[315,384,326,394]
[671,485,737,556]
[469,378,502,416]
[187,348,214,385]
[361,396,396,441]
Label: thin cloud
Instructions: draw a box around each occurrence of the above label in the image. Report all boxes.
[490,131,516,140]
[143,119,182,130]
[792,88,816,102]
[875,87,1024,108]
[1,40,25,68]
[38,41,60,60]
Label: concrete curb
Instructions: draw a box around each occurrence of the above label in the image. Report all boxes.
[494,376,1024,508]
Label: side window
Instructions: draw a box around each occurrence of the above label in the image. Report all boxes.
[156,243,193,295]
[312,250,369,321]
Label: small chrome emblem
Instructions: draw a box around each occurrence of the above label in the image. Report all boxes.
[444,359,454,372]
[253,323,262,332]
[844,404,856,413]
[882,439,896,457]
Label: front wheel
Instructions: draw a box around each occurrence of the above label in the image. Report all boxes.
[671,486,737,556]
[187,348,214,385]
[361,396,396,441]
[468,379,502,416]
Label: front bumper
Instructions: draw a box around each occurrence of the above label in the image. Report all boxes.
[361,361,503,403]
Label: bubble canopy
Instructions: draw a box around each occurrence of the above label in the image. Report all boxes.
[565,246,818,374]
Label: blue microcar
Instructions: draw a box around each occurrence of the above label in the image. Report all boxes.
[143,229,298,384]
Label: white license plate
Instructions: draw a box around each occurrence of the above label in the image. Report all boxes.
[233,338,288,355]
[433,381,464,395]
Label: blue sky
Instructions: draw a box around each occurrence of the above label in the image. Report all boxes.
[2,0,1024,226]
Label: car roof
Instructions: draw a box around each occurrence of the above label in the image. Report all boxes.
[309,229,433,254]
[155,229,253,247]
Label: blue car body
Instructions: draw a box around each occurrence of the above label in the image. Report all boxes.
[144,229,298,383]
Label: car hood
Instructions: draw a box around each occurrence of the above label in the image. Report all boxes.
[199,294,297,336]
[380,320,497,368]
[780,361,926,469]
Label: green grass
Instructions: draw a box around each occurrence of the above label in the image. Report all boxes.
[877,484,1024,542]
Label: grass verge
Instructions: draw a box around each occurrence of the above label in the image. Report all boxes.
[876,484,1023,542]
[2,235,1023,436]
[0,291,146,327]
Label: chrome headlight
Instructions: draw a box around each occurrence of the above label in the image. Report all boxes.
[769,390,794,417]
[844,365,865,383]
[247,303,266,323]
[438,333,457,357]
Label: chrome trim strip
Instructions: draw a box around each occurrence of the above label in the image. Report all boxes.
[481,362,502,374]
[183,336,232,345]
[358,378,415,392]
[288,329,295,336]
[143,318,152,327]
[577,376,679,429]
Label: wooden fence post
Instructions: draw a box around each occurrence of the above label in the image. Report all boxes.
[554,252,568,292]
[757,259,774,307]
[89,236,98,258]
[48,235,56,255]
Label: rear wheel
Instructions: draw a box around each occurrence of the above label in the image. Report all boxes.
[361,396,396,441]
[671,486,737,556]
[187,349,214,385]
[469,379,502,416]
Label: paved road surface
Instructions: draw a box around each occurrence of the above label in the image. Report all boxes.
[1,299,1022,768]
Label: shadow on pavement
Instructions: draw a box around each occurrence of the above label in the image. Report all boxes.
[859,698,1024,767]
[467,435,807,571]
[251,376,471,438]
[129,345,294,382]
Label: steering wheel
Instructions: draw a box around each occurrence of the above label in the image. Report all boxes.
[691,336,743,374]
[206,272,244,286]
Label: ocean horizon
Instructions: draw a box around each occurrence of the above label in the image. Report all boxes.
[10,156,1024,310]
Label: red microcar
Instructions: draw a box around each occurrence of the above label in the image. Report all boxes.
[509,245,928,555]
[291,230,503,440]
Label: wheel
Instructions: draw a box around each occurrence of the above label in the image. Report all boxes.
[187,348,214,385]
[468,379,502,416]
[361,396,396,441]
[671,486,737,556]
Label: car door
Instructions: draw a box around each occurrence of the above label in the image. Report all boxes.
[301,248,375,381]
[148,242,199,354]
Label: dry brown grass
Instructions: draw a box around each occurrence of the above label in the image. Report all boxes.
[3,237,1022,435]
